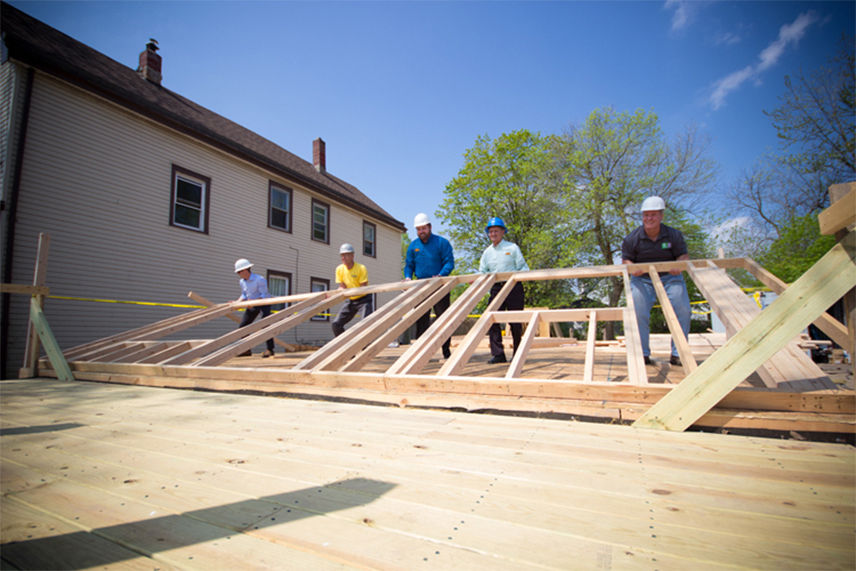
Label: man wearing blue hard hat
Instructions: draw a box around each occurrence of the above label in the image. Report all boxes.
[478,216,529,364]
[621,196,691,367]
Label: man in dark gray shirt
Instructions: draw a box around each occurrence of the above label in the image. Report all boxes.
[621,196,691,367]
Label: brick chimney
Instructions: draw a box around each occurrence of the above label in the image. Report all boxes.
[137,39,162,85]
[313,137,326,173]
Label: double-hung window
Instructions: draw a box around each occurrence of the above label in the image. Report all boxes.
[310,277,329,321]
[170,165,210,233]
[311,199,330,243]
[267,271,292,312]
[269,183,292,232]
[363,221,376,257]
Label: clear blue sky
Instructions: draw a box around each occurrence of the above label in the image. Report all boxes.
[10,0,854,239]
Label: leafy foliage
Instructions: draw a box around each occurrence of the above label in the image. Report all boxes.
[757,214,836,283]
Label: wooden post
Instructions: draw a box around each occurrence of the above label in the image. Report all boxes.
[826,183,856,379]
[19,233,50,378]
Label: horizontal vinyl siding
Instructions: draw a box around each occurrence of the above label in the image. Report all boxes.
[5,72,403,371]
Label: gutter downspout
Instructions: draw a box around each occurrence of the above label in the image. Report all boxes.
[1,67,34,378]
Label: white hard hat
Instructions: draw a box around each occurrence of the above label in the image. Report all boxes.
[640,196,666,212]
[234,258,253,273]
[339,243,355,254]
[413,213,431,228]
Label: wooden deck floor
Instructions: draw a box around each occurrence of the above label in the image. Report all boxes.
[2,378,854,570]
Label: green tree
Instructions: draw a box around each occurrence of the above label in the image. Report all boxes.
[758,214,836,283]
[437,129,571,306]
[556,108,715,337]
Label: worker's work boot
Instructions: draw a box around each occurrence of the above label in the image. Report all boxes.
[262,350,274,358]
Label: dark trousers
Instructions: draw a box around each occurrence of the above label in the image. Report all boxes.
[488,281,524,358]
[332,295,374,336]
[239,305,275,352]
[415,293,452,357]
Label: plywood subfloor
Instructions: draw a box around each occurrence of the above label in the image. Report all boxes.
[2,378,853,570]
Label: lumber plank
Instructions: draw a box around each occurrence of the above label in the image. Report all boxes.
[687,263,834,390]
[818,182,856,235]
[649,267,697,373]
[22,233,50,376]
[438,278,517,376]
[622,269,648,385]
[0,283,49,295]
[388,273,496,375]
[340,279,458,372]
[741,257,849,349]
[162,292,326,365]
[505,312,540,378]
[27,297,73,381]
[188,291,298,352]
[299,279,439,371]
[635,231,856,431]
[583,310,597,383]
[190,293,344,367]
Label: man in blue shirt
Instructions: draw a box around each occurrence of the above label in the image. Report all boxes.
[621,196,691,367]
[404,213,455,358]
[479,217,529,363]
[234,257,275,357]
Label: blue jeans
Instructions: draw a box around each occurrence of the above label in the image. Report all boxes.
[630,273,691,358]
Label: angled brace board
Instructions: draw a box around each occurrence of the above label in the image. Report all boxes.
[740,258,849,349]
[648,267,697,374]
[191,292,347,367]
[388,273,497,376]
[635,231,856,431]
[28,297,73,381]
[687,263,833,390]
[162,292,327,366]
[340,279,458,373]
[439,278,519,376]
[189,291,298,352]
[296,278,442,372]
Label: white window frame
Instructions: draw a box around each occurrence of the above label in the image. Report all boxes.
[170,165,209,233]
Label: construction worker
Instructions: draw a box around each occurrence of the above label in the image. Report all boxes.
[404,212,455,358]
[479,216,529,363]
[332,243,374,336]
[621,196,691,366]
[234,258,275,357]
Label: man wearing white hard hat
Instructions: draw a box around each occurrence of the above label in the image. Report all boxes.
[332,243,374,336]
[621,196,691,367]
[479,216,529,364]
[234,258,275,357]
[404,212,455,358]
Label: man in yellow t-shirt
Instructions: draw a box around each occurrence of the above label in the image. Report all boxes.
[332,243,374,336]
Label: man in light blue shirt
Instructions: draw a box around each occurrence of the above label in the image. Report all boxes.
[479,217,529,364]
[405,213,455,358]
[234,257,275,357]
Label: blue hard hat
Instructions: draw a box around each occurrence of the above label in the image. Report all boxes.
[485,216,507,234]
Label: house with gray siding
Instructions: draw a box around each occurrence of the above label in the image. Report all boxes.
[0,2,406,378]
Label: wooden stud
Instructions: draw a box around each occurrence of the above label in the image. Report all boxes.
[436,277,518,377]
[648,268,697,374]
[505,312,540,378]
[340,279,458,373]
[583,311,597,383]
[818,182,855,235]
[621,268,648,385]
[27,297,73,381]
